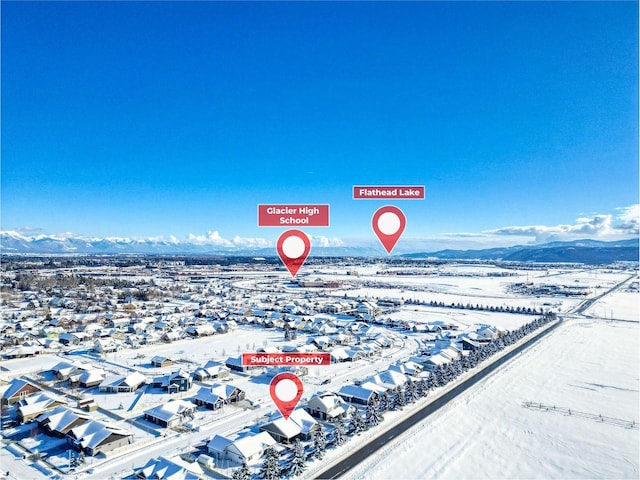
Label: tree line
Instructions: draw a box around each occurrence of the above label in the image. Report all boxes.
[233,312,558,479]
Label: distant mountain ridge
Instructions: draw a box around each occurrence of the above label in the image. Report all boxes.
[1,231,637,263]
[402,238,639,264]
[0,231,380,257]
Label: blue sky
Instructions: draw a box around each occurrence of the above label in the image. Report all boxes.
[2,1,638,251]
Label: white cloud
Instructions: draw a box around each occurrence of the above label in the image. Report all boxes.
[232,235,271,249]
[15,226,44,234]
[486,204,639,243]
[615,204,640,233]
[308,235,345,248]
[186,230,234,247]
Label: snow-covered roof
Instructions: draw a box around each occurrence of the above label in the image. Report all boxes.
[0,378,40,400]
[338,384,379,402]
[210,383,242,400]
[231,431,276,459]
[136,456,199,480]
[37,406,88,432]
[145,399,197,421]
[207,434,233,454]
[69,418,132,450]
[192,387,222,405]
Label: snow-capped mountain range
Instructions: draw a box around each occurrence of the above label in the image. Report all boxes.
[1,230,638,263]
[0,231,378,256]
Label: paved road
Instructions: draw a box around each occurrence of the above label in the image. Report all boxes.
[315,318,563,479]
[572,274,635,316]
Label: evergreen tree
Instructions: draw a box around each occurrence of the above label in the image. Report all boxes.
[289,439,306,477]
[416,378,428,397]
[334,416,347,446]
[313,424,327,458]
[396,386,407,408]
[232,461,251,480]
[350,408,365,435]
[259,446,281,480]
[378,391,390,412]
[405,380,418,403]
[365,401,380,428]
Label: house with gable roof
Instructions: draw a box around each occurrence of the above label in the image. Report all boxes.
[193,361,230,382]
[152,369,192,393]
[135,456,201,480]
[67,418,133,456]
[305,392,352,421]
[259,408,318,443]
[337,384,381,406]
[0,378,41,406]
[144,399,197,429]
[37,406,89,437]
[98,371,147,393]
[17,392,67,423]
[207,431,277,466]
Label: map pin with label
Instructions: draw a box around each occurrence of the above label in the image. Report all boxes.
[372,205,406,254]
[276,230,311,277]
[269,372,304,420]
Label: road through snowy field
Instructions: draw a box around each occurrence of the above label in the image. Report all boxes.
[344,318,639,480]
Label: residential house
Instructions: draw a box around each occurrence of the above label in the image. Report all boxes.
[207,431,277,466]
[305,393,352,422]
[143,399,197,428]
[191,387,224,411]
[67,418,133,456]
[72,369,107,388]
[98,372,146,393]
[365,369,410,391]
[37,406,89,437]
[151,356,174,368]
[193,361,230,382]
[259,408,318,443]
[337,384,380,406]
[389,360,424,377]
[209,383,245,404]
[0,378,42,406]
[135,456,201,480]
[17,392,67,423]
[152,370,192,393]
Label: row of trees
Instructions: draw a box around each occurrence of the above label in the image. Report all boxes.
[233,311,558,479]
[409,298,545,315]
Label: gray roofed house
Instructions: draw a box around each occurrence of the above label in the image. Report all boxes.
[337,384,380,405]
[17,392,67,423]
[37,406,89,437]
[259,408,318,443]
[1,378,42,405]
[193,361,230,381]
[98,371,146,393]
[152,369,192,393]
[207,431,276,466]
[305,392,352,421]
[143,399,197,428]
[67,418,133,456]
[191,387,224,410]
[209,383,245,404]
[135,456,201,480]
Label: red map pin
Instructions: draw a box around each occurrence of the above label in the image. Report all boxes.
[372,205,406,254]
[276,230,311,277]
[269,372,304,420]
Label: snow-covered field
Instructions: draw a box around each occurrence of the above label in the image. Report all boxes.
[344,318,640,480]
[329,267,632,315]
[583,290,639,322]
[1,263,635,479]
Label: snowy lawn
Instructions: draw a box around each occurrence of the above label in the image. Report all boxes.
[344,318,639,480]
